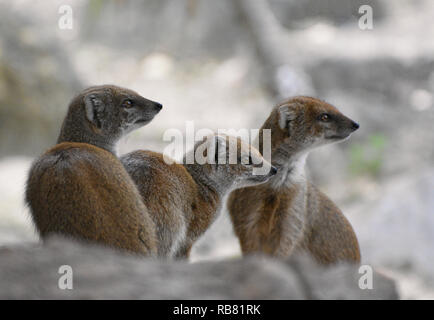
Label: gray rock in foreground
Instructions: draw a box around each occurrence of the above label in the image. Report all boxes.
[0,237,398,299]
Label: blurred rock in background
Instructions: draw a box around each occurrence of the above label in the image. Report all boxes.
[0,1,82,156]
[0,0,433,299]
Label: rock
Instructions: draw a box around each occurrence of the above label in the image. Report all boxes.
[288,255,398,299]
[0,237,398,299]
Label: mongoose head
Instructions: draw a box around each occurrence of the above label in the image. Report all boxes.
[80,85,163,136]
[268,96,359,156]
[185,134,277,192]
[58,85,162,151]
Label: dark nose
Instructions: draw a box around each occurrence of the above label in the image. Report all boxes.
[351,121,360,131]
[270,166,278,175]
[154,102,163,111]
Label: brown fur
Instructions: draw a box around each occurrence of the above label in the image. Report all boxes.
[26,85,162,256]
[301,184,360,264]
[121,134,276,258]
[228,96,361,265]
[122,150,218,258]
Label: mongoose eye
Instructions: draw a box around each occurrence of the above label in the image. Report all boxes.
[320,113,330,122]
[123,99,133,108]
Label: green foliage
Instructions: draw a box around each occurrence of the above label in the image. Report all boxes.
[349,133,386,177]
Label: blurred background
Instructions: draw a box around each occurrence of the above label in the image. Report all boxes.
[0,0,433,299]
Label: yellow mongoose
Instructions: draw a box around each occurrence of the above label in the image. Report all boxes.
[228,96,361,264]
[121,134,277,258]
[26,85,162,256]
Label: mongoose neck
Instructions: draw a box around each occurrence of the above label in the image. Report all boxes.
[57,110,117,154]
[181,163,222,245]
[183,163,227,198]
[255,113,308,188]
[269,152,308,188]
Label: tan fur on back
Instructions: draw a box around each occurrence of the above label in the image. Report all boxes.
[26,143,157,255]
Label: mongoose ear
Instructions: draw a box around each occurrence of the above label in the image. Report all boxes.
[278,103,298,130]
[84,93,105,128]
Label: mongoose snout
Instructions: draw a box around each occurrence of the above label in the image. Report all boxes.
[154,102,163,111]
[322,113,360,141]
[133,99,163,122]
[215,134,276,188]
[120,94,163,129]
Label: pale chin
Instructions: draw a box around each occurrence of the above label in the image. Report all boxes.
[133,118,153,128]
[325,133,352,143]
[134,117,152,125]
[123,119,152,134]
[340,134,352,142]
